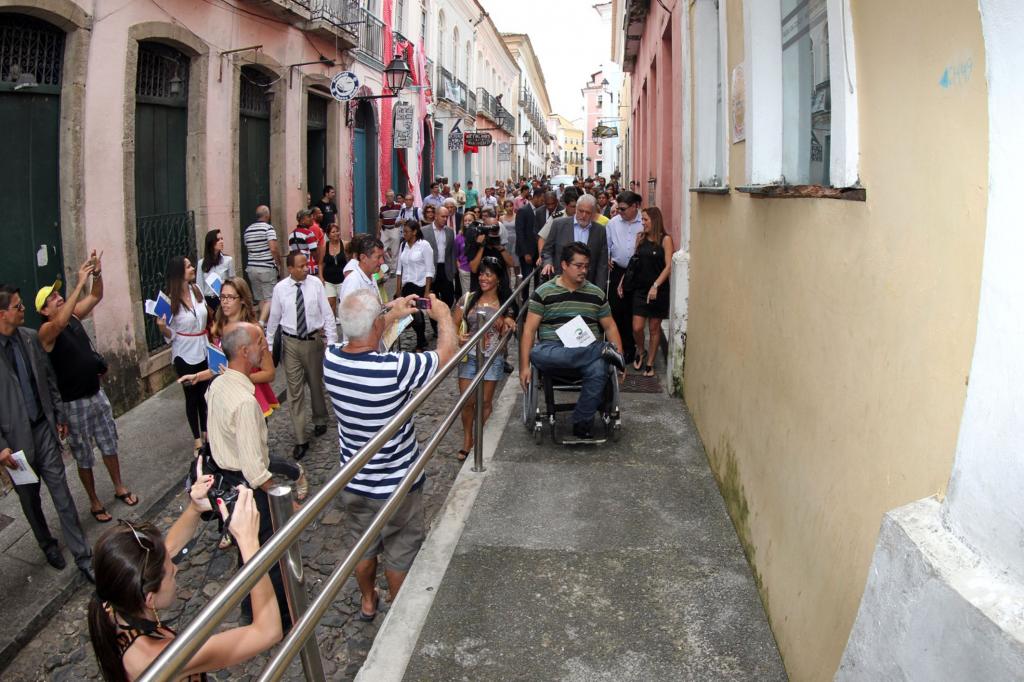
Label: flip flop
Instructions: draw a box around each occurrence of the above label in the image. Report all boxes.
[357,591,381,622]
[456,449,470,462]
[91,507,113,523]
[115,491,139,506]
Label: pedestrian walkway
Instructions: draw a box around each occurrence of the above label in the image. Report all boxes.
[0,379,196,669]
[360,383,786,680]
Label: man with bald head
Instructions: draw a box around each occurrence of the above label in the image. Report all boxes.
[244,204,281,323]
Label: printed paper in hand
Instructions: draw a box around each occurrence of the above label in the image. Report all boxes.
[382,314,413,350]
[207,343,228,374]
[145,291,173,324]
[204,272,223,296]
[6,451,39,486]
[556,315,597,348]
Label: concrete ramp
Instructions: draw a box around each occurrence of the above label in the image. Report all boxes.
[362,387,786,681]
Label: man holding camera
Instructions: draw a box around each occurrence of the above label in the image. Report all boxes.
[466,213,515,290]
[206,321,292,630]
[324,290,457,621]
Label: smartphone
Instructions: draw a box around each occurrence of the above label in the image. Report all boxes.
[415,297,432,310]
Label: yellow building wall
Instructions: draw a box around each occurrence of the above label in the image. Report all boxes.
[684,1,988,679]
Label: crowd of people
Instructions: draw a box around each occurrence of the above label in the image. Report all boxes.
[0,172,675,679]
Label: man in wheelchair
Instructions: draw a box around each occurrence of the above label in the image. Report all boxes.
[519,242,625,439]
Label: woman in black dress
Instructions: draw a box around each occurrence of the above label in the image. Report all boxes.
[623,206,673,376]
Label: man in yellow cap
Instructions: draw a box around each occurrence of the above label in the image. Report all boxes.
[38,251,138,524]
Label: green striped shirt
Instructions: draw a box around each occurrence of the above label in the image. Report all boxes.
[529,278,610,342]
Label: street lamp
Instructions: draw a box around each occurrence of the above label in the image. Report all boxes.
[351,54,412,100]
[522,131,531,146]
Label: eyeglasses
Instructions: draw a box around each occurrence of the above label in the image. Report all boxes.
[566,261,589,270]
[5,302,25,312]
[219,294,240,301]
[119,520,155,597]
[617,205,630,211]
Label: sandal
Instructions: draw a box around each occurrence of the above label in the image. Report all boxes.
[218,534,233,550]
[115,491,139,506]
[295,464,309,502]
[456,449,470,462]
[357,589,381,622]
[643,364,655,378]
[633,350,646,371]
[90,507,113,523]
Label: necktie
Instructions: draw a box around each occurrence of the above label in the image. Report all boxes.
[295,283,308,337]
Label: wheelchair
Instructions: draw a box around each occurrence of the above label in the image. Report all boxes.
[522,357,622,445]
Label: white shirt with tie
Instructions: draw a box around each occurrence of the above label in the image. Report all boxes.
[430,225,448,263]
[266,275,338,347]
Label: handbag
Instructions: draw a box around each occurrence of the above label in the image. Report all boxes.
[621,254,641,292]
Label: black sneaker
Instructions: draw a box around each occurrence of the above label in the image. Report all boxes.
[572,421,593,439]
[43,545,66,570]
[601,343,625,372]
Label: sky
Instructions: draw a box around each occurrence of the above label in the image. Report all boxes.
[476,0,611,123]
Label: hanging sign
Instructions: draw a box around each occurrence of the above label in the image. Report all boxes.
[330,71,360,102]
[393,101,415,148]
[447,120,463,151]
[464,132,493,147]
[498,142,511,162]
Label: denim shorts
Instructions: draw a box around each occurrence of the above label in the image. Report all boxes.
[458,352,505,382]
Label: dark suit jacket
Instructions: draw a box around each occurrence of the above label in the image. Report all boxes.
[421,225,457,280]
[514,204,538,263]
[535,205,554,229]
[541,216,609,290]
[0,328,65,465]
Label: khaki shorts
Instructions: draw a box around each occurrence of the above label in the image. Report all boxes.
[341,487,425,572]
[247,267,278,301]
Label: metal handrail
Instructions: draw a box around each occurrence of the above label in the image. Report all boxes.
[140,275,532,682]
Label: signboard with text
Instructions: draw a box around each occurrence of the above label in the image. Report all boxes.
[393,102,414,148]
[447,121,463,151]
[464,132,493,147]
[498,142,511,162]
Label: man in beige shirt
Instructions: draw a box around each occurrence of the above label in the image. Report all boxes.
[206,321,290,630]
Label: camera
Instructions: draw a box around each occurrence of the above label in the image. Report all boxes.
[205,473,244,520]
[415,297,432,310]
[485,224,502,247]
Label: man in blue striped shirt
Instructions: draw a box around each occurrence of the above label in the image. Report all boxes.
[323,289,457,621]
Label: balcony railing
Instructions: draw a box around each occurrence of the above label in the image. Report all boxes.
[437,65,453,102]
[477,87,499,122]
[464,83,475,116]
[305,0,360,47]
[136,211,196,352]
[354,6,384,67]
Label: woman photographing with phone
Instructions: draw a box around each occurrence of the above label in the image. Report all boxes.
[88,477,282,681]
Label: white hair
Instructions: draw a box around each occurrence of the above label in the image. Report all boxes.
[576,193,597,212]
[338,289,380,341]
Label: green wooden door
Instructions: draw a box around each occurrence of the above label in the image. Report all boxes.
[0,15,65,329]
[135,103,188,217]
[306,94,327,207]
[239,115,271,232]
[0,92,62,329]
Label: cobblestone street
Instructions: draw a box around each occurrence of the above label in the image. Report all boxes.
[3,326,499,681]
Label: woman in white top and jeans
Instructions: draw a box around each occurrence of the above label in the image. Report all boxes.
[155,256,210,455]
[394,222,435,351]
[197,229,235,311]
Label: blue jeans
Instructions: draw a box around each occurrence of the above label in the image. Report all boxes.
[530,341,610,424]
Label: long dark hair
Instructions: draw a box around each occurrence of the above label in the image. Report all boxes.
[88,522,168,682]
[211,277,256,339]
[642,206,667,246]
[166,256,202,316]
[465,258,514,318]
[201,229,223,273]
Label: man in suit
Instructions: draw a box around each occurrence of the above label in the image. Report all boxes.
[536,191,559,231]
[541,193,609,290]
[516,189,544,281]
[422,206,457,335]
[0,284,93,582]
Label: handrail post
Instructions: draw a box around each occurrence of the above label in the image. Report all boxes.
[472,309,487,472]
[267,485,326,682]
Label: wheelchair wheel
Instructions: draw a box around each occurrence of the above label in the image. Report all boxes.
[522,373,538,430]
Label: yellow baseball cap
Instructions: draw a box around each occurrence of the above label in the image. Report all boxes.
[35,279,62,313]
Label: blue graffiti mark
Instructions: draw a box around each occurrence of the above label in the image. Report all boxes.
[940,58,973,89]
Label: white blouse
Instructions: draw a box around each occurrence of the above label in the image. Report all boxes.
[197,255,236,297]
[396,239,436,287]
[167,286,209,364]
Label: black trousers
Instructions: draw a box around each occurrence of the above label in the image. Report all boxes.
[428,267,455,336]
[173,357,210,439]
[239,487,293,632]
[609,264,636,363]
[401,283,429,349]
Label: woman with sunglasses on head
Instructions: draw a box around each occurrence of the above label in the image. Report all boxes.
[175,278,308,502]
[452,257,516,461]
[454,211,476,297]
[156,256,210,457]
[88,478,282,681]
